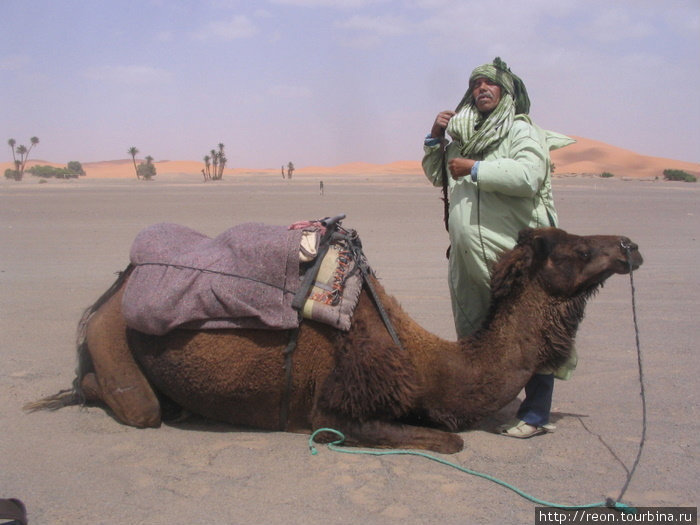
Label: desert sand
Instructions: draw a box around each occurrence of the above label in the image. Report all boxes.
[1,171,698,524]
[2,134,699,181]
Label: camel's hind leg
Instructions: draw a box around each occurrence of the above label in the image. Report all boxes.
[85,285,161,428]
[312,411,464,454]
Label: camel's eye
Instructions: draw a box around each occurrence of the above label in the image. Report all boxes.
[577,249,591,261]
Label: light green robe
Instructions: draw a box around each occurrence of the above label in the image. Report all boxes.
[423,115,573,340]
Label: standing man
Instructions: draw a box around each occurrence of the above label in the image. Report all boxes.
[422,57,575,438]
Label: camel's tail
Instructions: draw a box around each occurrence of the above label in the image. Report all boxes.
[23,388,81,412]
[24,264,134,413]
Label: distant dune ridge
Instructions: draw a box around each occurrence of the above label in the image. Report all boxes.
[2,136,698,180]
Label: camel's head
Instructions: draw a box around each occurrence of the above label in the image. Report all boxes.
[491,227,643,300]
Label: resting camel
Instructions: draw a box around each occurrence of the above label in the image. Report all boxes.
[28,226,642,454]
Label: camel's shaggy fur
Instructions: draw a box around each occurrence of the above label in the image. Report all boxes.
[27,227,642,453]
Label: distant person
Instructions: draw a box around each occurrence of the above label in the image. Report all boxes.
[319,180,324,196]
[287,162,295,179]
[422,57,575,439]
[281,165,285,179]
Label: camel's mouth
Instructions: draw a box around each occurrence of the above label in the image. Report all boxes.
[629,251,643,271]
[576,247,643,293]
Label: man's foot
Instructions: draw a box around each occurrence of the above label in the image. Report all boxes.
[497,420,556,439]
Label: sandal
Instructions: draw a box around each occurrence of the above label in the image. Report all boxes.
[497,420,556,439]
[0,498,27,525]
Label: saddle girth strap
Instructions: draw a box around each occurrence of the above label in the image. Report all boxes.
[356,258,405,353]
[279,325,300,431]
[335,227,405,353]
[283,215,346,430]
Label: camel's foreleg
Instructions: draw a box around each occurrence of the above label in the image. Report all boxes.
[84,286,161,428]
[312,412,464,454]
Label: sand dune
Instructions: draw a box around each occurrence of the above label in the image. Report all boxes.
[2,136,698,180]
[550,136,699,179]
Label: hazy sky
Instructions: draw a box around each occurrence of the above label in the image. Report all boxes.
[2,0,699,168]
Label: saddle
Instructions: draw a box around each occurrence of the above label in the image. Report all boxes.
[121,217,363,335]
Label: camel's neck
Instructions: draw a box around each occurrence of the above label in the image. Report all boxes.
[396,283,588,430]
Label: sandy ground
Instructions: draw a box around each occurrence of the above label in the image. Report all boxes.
[1,172,698,524]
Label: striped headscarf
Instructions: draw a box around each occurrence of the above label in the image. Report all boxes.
[447,57,531,157]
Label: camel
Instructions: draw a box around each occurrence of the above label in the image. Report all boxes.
[27,226,643,454]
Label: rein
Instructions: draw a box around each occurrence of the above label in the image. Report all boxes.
[440,141,450,232]
[616,240,646,502]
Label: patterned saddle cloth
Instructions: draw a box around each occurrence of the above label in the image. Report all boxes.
[121,222,362,335]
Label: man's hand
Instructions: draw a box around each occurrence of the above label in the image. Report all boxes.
[430,110,456,138]
[448,158,475,180]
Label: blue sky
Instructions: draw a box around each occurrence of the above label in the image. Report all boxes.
[2,0,699,168]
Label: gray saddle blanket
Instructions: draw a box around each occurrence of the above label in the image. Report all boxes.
[122,222,306,335]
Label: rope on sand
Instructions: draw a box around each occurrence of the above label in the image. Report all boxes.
[308,256,646,514]
[308,428,634,512]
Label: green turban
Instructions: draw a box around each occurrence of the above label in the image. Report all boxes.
[456,57,531,115]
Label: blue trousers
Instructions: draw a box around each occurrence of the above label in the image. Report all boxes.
[516,373,554,427]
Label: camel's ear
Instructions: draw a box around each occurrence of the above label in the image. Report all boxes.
[516,227,535,246]
[491,230,536,301]
[532,231,555,261]
[521,228,557,263]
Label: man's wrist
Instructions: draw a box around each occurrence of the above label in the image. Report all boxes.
[470,161,480,182]
[424,134,442,147]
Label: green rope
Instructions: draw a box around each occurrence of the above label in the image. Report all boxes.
[308,253,645,514]
[308,428,636,513]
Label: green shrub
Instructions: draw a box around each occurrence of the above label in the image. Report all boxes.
[27,162,86,179]
[137,160,157,180]
[663,169,697,182]
[67,161,86,176]
[4,168,20,180]
[28,165,75,179]
[600,171,615,178]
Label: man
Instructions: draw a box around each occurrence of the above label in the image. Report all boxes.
[422,57,575,438]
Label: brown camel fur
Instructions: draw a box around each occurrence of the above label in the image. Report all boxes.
[27,227,643,454]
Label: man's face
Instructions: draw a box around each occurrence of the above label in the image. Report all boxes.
[471,77,502,115]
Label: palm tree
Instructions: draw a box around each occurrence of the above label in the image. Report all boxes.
[210,149,218,181]
[218,155,227,180]
[26,136,39,156]
[7,139,17,165]
[128,147,140,180]
[217,143,226,179]
[203,155,211,180]
[20,136,39,176]
[7,139,19,180]
[15,145,28,180]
